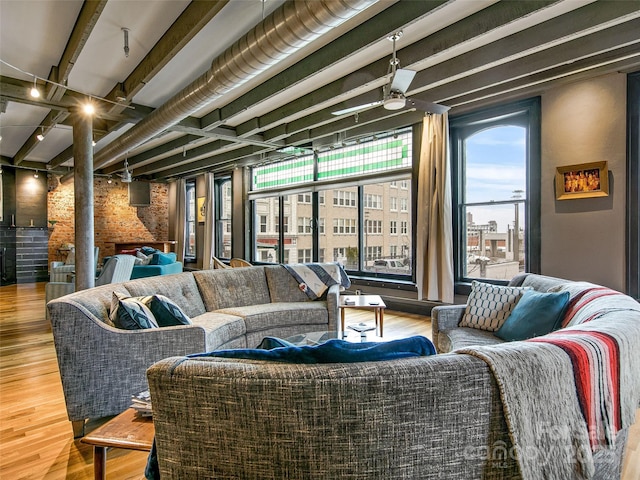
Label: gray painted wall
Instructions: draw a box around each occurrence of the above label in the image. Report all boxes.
[541,72,626,291]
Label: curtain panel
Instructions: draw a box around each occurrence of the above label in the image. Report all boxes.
[416,114,454,303]
[175,178,187,264]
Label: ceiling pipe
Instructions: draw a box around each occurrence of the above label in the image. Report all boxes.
[61,0,376,183]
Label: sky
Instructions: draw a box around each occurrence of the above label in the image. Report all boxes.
[464,125,526,233]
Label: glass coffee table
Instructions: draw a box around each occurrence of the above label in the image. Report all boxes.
[286,323,378,346]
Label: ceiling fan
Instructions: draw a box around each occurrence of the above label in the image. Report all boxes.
[332,31,449,116]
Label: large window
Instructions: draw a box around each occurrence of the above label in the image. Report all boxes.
[451,99,541,288]
[215,178,232,258]
[250,130,414,279]
[185,180,196,259]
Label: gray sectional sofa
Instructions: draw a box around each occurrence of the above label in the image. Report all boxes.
[47,265,339,436]
[146,273,640,479]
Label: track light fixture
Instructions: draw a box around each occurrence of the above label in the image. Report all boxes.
[33,171,39,178]
[36,127,44,141]
[30,76,40,98]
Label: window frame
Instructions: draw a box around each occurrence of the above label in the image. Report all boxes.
[249,129,415,281]
[184,180,197,261]
[450,98,541,293]
[214,176,232,259]
[627,71,640,300]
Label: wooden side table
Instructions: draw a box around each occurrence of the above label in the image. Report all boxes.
[81,408,154,480]
[339,294,387,337]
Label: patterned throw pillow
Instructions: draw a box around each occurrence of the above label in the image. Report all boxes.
[145,294,191,327]
[459,281,530,332]
[110,292,159,330]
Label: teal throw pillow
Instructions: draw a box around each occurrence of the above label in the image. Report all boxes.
[141,246,158,256]
[495,290,570,341]
[150,252,177,265]
[110,292,159,330]
[145,294,191,327]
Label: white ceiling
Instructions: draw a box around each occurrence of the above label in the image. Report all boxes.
[1,0,639,181]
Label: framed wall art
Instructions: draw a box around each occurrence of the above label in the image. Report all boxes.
[197,197,206,223]
[555,161,609,200]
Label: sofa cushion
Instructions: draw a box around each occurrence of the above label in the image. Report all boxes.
[193,267,271,311]
[460,281,529,332]
[124,272,206,318]
[445,327,506,352]
[130,261,184,279]
[190,335,436,363]
[217,302,328,333]
[150,252,177,265]
[264,265,310,303]
[495,290,570,341]
[190,312,247,351]
[110,292,158,330]
[145,294,192,327]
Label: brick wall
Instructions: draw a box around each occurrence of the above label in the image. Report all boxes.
[48,178,169,264]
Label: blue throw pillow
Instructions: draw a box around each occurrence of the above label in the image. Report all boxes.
[150,252,177,265]
[495,290,571,341]
[190,335,436,363]
[109,292,159,330]
[140,246,158,256]
[145,294,191,327]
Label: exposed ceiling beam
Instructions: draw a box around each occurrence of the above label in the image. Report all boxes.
[102,134,201,174]
[235,0,564,138]
[13,109,69,166]
[150,144,268,179]
[104,0,229,112]
[47,0,108,101]
[425,23,640,105]
[10,1,107,166]
[199,0,450,130]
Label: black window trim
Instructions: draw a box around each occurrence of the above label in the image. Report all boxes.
[450,97,541,295]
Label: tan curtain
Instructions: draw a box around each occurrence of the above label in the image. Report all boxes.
[175,178,187,263]
[416,113,454,303]
[202,172,216,270]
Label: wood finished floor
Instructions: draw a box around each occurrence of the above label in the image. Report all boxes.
[0,282,638,479]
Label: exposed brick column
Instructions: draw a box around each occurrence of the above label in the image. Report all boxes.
[72,109,95,290]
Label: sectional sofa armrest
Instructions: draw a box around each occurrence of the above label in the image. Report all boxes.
[48,299,208,422]
[326,283,340,332]
[431,305,466,351]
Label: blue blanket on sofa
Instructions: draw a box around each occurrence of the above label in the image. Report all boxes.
[189,335,435,363]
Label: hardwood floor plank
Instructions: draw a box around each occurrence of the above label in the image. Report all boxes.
[0,283,637,479]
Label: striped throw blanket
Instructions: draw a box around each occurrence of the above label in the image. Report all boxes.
[283,263,351,300]
[548,281,640,328]
[529,329,621,451]
[458,282,640,479]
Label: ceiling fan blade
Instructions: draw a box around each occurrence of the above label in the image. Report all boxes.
[331,101,381,116]
[389,68,416,94]
[405,98,450,114]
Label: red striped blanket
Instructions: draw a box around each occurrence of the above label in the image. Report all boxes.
[529,330,621,451]
[548,282,639,328]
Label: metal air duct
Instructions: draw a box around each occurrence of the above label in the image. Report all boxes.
[92,0,376,174]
